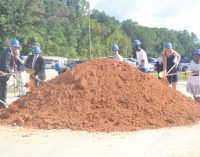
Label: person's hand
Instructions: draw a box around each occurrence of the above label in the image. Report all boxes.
[0,71,5,76]
[26,68,35,74]
[163,70,167,77]
[14,49,20,58]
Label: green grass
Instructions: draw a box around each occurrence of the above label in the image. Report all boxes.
[7,85,18,93]
[149,71,189,81]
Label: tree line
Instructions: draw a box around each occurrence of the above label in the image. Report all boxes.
[0,0,199,60]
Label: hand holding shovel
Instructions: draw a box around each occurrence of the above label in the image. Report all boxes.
[0,71,18,77]
[159,64,177,79]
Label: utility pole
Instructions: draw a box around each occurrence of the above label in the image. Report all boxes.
[88,5,92,59]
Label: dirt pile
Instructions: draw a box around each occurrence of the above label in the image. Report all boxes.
[0,58,200,132]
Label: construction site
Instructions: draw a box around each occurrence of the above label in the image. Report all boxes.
[1,58,200,157]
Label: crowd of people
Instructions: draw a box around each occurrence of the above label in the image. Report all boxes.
[0,38,200,108]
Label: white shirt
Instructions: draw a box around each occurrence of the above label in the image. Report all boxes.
[113,52,123,61]
[189,60,200,71]
[136,49,148,68]
[32,55,38,69]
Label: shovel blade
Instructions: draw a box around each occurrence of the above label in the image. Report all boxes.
[159,71,165,78]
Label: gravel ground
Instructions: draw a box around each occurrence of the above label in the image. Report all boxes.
[1,72,200,157]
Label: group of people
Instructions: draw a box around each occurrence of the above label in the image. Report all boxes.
[111,39,181,86]
[112,39,200,104]
[1,38,200,108]
[111,39,150,73]
[0,39,46,108]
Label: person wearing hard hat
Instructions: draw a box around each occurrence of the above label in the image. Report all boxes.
[0,39,21,108]
[25,46,46,87]
[54,63,67,75]
[162,42,181,90]
[111,44,123,61]
[186,49,200,104]
[132,39,149,73]
[14,50,26,97]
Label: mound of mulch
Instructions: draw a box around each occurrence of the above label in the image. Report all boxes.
[0,58,200,132]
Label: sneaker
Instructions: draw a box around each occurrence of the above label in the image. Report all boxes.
[0,100,8,109]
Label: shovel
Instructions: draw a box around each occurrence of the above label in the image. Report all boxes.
[159,64,177,79]
[0,71,25,85]
[0,100,8,109]
[0,71,18,77]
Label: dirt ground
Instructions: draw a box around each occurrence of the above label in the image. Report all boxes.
[1,70,200,157]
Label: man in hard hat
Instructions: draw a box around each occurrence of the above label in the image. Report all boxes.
[25,46,46,87]
[54,63,67,75]
[112,44,123,61]
[0,39,21,108]
[132,39,149,73]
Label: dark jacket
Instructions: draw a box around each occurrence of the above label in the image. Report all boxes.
[155,61,163,73]
[25,55,46,80]
[0,48,15,82]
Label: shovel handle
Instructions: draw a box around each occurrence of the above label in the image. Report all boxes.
[159,64,177,78]
[166,64,177,75]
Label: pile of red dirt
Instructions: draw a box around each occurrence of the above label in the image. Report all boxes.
[0,58,200,132]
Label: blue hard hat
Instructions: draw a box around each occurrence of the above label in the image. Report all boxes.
[164,42,172,49]
[10,39,20,47]
[32,46,42,54]
[193,49,200,55]
[112,44,119,51]
[55,63,62,72]
[132,39,141,47]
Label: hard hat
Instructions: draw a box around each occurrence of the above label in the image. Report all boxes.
[10,39,20,47]
[112,44,119,51]
[132,39,141,47]
[164,42,172,49]
[32,46,41,54]
[55,63,62,72]
[193,49,200,55]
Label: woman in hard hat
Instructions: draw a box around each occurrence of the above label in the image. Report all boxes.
[132,39,149,73]
[25,46,46,87]
[186,49,200,104]
[162,42,181,90]
[111,44,123,61]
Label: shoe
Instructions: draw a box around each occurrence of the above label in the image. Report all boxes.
[0,100,8,109]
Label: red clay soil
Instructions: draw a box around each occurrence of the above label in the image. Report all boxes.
[0,58,200,132]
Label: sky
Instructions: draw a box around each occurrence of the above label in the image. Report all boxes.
[87,0,200,39]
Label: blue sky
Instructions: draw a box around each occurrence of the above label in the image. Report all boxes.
[88,0,200,38]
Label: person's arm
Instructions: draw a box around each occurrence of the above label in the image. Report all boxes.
[0,71,6,76]
[15,56,24,64]
[173,50,181,64]
[189,60,199,75]
[14,50,24,64]
[162,53,167,74]
[138,50,146,68]
[1,50,12,73]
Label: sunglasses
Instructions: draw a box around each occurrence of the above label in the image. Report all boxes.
[13,46,20,50]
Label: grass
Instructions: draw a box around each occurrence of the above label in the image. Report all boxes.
[7,84,18,93]
[149,71,189,81]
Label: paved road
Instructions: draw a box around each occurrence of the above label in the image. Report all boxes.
[6,69,58,104]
